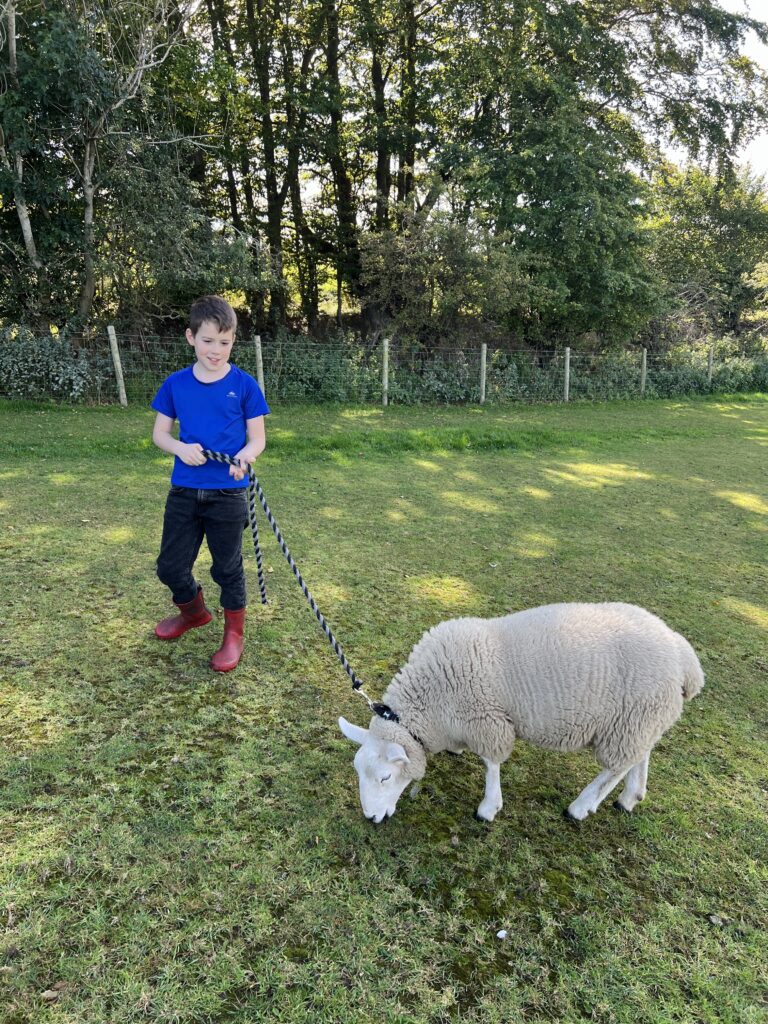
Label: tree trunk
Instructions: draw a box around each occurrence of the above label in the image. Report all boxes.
[206,0,245,232]
[396,0,417,218]
[283,32,320,331]
[245,0,287,327]
[78,139,97,321]
[324,0,362,300]
[372,50,391,232]
[1,2,43,272]
[360,0,391,231]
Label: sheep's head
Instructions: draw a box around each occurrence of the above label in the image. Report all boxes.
[339,716,426,823]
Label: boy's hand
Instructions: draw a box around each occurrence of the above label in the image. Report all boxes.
[178,443,207,467]
[230,449,255,481]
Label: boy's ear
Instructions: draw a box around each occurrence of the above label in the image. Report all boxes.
[185,328,195,345]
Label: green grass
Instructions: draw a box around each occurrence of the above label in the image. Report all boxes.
[1,394,767,1024]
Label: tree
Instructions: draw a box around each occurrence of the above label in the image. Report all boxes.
[650,164,768,338]
[0,0,196,328]
[3,0,767,340]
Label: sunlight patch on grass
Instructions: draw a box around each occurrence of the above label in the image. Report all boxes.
[543,461,654,488]
[715,490,768,516]
[390,497,427,519]
[102,527,136,543]
[26,524,54,537]
[0,821,66,867]
[339,408,382,421]
[318,506,344,521]
[510,530,557,558]
[0,470,23,481]
[439,490,500,513]
[411,458,444,473]
[0,689,66,751]
[313,581,354,605]
[405,574,481,610]
[46,473,78,486]
[520,485,553,500]
[723,597,768,630]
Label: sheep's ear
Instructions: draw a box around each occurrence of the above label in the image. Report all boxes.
[339,716,368,745]
[386,742,410,766]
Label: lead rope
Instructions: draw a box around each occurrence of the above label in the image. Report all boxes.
[202,449,397,720]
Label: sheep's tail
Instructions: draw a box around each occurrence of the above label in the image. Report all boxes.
[676,634,705,700]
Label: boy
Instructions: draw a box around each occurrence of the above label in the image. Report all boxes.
[151,295,269,671]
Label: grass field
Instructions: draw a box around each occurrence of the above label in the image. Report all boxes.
[1,394,766,1024]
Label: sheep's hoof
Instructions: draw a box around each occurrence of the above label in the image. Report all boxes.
[562,807,582,823]
[474,810,494,824]
[612,800,632,814]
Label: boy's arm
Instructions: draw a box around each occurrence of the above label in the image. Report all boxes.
[152,412,207,466]
[230,416,266,480]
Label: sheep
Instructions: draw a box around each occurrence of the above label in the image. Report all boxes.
[339,602,704,824]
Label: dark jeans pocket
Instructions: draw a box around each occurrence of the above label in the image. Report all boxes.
[216,488,249,528]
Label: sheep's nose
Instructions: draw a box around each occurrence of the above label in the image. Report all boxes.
[366,813,386,825]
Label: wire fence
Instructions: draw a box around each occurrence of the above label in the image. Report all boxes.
[0,329,767,405]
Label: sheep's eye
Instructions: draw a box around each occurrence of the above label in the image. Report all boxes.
[379,774,392,784]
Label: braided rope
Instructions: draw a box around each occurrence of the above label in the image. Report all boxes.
[202,449,369,697]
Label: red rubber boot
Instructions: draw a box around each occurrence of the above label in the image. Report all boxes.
[210,608,246,672]
[155,588,213,639]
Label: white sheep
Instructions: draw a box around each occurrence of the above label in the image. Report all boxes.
[339,602,704,824]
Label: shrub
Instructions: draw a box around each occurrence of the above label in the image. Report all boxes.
[0,325,765,405]
[0,330,109,401]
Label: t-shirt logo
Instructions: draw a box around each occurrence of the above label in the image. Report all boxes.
[227,391,237,398]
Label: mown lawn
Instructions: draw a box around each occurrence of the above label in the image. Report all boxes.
[1,394,766,1024]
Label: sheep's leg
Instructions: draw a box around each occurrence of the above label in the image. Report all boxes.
[476,758,503,822]
[613,753,650,813]
[566,765,631,821]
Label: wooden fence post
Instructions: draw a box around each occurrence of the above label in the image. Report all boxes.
[253,334,265,395]
[564,346,570,402]
[479,342,487,404]
[382,338,389,407]
[707,345,714,384]
[640,347,647,397]
[106,325,128,407]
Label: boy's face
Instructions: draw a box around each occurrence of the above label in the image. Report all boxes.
[186,320,236,375]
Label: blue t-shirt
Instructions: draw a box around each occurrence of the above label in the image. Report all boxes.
[151,364,269,488]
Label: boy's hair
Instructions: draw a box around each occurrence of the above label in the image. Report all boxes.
[189,295,238,335]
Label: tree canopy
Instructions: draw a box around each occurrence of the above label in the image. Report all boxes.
[1,0,767,346]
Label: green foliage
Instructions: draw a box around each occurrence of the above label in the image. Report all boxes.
[649,165,768,339]
[240,331,382,404]
[2,0,768,345]
[360,215,552,349]
[0,328,110,400]
[3,328,768,405]
[101,140,266,330]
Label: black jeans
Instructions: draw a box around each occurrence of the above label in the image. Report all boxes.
[157,486,249,610]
